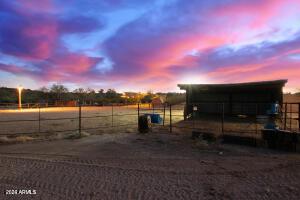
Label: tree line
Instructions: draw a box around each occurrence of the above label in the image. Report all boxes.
[0,84,185,105]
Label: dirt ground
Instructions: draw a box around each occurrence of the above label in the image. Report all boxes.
[0,105,183,136]
[0,130,300,200]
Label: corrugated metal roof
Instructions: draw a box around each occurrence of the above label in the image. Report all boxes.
[178,79,288,90]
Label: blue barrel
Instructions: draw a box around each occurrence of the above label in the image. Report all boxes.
[151,114,162,124]
[145,114,162,124]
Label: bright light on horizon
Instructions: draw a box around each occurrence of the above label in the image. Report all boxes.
[179,75,211,85]
[18,86,23,92]
[17,85,23,110]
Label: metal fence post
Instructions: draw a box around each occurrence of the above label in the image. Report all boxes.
[192,104,195,130]
[137,103,140,129]
[169,104,172,133]
[38,105,41,134]
[111,104,114,127]
[163,104,166,126]
[254,103,258,146]
[222,103,224,135]
[290,103,292,130]
[255,103,258,135]
[79,105,82,136]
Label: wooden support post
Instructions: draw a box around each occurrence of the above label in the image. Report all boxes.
[284,103,287,130]
[169,104,172,133]
[79,105,82,136]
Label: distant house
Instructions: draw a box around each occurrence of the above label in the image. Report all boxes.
[152,95,166,107]
[123,92,139,98]
[178,80,287,118]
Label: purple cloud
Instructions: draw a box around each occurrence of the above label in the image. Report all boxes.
[0,0,300,91]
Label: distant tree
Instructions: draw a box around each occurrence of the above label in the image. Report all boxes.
[98,89,104,94]
[97,89,105,98]
[105,89,118,98]
[39,86,49,93]
[94,89,105,104]
[86,88,95,93]
[86,88,96,104]
[100,89,123,104]
[73,88,85,93]
[141,90,155,103]
[0,87,17,103]
[38,86,50,103]
[50,84,69,101]
[73,88,86,104]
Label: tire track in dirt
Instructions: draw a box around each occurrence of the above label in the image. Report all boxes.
[1,154,300,199]
[0,155,204,199]
[2,154,300,176]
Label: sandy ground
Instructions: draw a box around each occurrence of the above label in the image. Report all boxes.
[0,130,300,200]
[0,105,184,136]
[1,102,298,138]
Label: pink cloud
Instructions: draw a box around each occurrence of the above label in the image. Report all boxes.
[1,0,300,92]
[49,52,103,74]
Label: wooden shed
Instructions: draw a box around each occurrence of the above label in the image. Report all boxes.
[178,80,287,118]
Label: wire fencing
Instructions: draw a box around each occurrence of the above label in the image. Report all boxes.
[0,102,299,139]
[166,102,300,139]
[0,104,151,136]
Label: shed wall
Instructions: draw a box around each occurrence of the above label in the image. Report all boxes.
[185,87,283,116]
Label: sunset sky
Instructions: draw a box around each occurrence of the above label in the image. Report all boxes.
[0,0,300,92]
